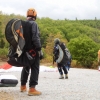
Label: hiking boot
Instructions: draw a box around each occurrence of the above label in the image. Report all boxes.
[28,88,42,96]
[20,85,27,92]
[65,74,68,79]
[59,75,64,79]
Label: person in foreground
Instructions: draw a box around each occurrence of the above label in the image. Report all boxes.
[53,38,68,79]
[20,8,42,96]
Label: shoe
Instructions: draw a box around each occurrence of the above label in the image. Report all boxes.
[20,85,27,92]
[65,74,68,79]
[59,75,64,79]
[28,88,42,96]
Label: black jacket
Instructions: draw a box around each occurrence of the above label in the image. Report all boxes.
[23,19,41,51]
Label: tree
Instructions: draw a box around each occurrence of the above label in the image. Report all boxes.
[68,35,99,68]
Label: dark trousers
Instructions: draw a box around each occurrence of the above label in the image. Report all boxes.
[21,52,40,87]
[66,63,71,70]
[57,63,68,75]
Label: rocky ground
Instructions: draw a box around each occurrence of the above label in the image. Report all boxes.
[0,63,100,100]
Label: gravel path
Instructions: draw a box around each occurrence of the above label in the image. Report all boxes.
[0,68,100,100]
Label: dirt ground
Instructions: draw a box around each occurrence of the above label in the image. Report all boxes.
[0,91,14,100]
[1,61,100,100]
[0,61,6,65]
[0,61,55,100]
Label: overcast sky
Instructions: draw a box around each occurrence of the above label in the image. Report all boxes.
[0,0,100,20]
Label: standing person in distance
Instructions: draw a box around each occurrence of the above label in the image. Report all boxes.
[53,38,68,79]
[20,8,42,96]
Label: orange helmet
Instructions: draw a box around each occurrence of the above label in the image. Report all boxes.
[27,8,37,17]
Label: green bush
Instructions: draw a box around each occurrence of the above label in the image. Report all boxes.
[0,48,8,57]
[68,35,99,68]
[0,39,5,48]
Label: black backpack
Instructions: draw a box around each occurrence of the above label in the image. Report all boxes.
[53,42,71,65]
[5,19,36,67]
[65,48,71,61]
[5,19,25,57]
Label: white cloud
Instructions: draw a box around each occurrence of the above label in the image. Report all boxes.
[0,0,100,20]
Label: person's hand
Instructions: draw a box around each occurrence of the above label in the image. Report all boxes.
[38,50,44,60]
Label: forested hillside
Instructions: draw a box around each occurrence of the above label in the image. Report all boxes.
[0,11,100,68]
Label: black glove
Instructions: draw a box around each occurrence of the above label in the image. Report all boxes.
[36,47,41,51]
[38,50,44,60]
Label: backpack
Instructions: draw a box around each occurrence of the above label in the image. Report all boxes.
[65,48,71,61]
[53,43,67,64]
[5,18,36,67]
[5,19,25,57]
